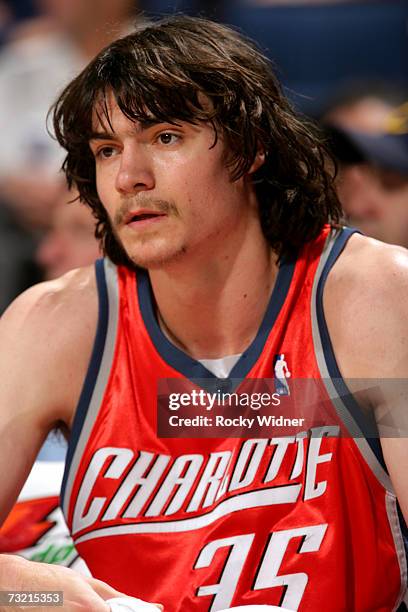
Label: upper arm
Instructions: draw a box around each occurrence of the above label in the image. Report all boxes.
[323,235,408,522]
[0,270,96,525]
[0,286,58,523]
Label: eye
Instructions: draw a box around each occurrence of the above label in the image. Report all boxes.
[157,132,180,145]
[91,145,117,159]
[95,146,118,159]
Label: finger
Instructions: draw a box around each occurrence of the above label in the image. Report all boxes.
[62,594,110,612]
[85,578,163,611]
[85,576,128,600]
[106,597,164,611]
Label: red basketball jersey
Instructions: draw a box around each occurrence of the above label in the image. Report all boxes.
[61,227,407,611]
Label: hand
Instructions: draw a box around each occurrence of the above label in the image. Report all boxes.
[0,554,135,611]
[107,598,163,611]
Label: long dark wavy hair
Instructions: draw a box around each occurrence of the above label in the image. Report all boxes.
[52,15,342,265]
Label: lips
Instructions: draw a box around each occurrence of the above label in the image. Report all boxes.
[125,210,167,224]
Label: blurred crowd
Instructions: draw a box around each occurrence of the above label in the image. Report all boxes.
[321,85,408,247]
[0,0,139,311]
[0,0,407,314]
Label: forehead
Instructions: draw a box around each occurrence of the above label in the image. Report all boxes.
[92,92,129,133]
[91,91,170,136]
[90,88,214,135]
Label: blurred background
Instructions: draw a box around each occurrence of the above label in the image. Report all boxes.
[0,0,407,315]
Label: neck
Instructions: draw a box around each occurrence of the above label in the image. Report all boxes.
[149,216,278,360]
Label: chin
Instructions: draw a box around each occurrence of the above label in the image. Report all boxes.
[125,240,188,270]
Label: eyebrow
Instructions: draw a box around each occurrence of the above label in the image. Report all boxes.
[89,131,116,141]
[89,118,173,142]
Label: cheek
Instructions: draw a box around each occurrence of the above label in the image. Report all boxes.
[95,173,106,202]
[187,161,234,207]
[96,173,116,218]
[388,190,408,212]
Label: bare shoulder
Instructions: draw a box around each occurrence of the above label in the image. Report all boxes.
[0,265,98,428]
[326,231,408,293]
[1,265,97,356]
[2,264,96,322]
[0,267,98,522]
[324,232,408,378]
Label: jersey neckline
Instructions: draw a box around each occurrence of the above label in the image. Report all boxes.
[136,255,296,382]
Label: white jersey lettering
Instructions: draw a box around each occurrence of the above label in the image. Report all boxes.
[304,427,339,501]
[71,431,337,534]
[195,534,255,611]
[72,447,133,534]
[145,454,203,517]
[228,439,269,492]
[107,452,170,520]
[187,451,231,512]
[253,524,328,610]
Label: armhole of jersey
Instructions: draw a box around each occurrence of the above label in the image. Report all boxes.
[61,259,120,517]
[312,228,408,600]
[311,227,394,491]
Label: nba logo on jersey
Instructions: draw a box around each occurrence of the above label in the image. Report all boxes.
[273,353,291,396]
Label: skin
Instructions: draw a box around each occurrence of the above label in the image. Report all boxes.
[0,99,407,609]
[336,164,408,247]
[323,97,393,132]
[91,97,270,358]
[325,97,408,247]
[36,189,100,280]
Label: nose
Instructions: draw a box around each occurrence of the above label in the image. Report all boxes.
[115,145,155,195]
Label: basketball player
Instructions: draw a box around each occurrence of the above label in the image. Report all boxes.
[0,16,407,612]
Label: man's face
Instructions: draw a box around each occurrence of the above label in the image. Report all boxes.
[36,191,100,279]
[325,95,408,247]
[90,96,259,269]
[337,163,408,247]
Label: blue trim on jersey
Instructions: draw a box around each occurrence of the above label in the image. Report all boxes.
[316,228,386,470]
[318,229,408,584]
[60,259,109,504]
[137,256,295,385]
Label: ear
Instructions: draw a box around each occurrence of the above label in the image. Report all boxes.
[248,148,266,175]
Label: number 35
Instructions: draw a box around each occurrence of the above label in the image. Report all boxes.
[194,523,328,611]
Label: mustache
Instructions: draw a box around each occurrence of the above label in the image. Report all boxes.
[114,197,178,226]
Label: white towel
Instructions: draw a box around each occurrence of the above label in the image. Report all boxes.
[107,598,294,612]
[107,597,160,611]
[219,607,295,611]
